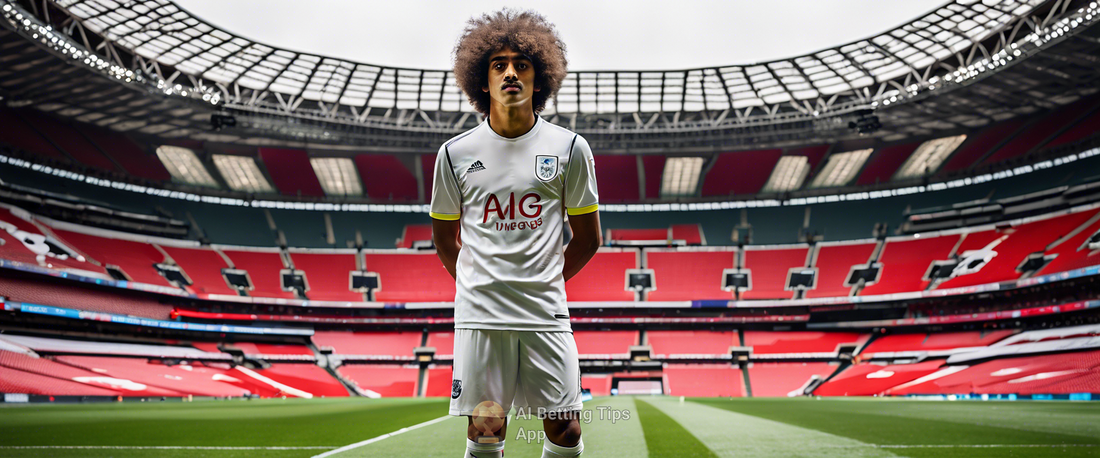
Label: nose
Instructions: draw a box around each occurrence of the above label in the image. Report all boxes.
[503,63,518,80]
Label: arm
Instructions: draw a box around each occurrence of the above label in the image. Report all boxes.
[432,218,461,280]
[563,210,602,281]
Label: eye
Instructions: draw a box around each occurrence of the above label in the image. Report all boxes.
[517,63,528,70]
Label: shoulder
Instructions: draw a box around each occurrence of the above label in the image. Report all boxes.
[538,119,588,154]
[440,123,484,154]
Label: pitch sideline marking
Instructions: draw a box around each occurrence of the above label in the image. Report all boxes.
[0,446,337,450]
[311,414,453,458]
[2,444,1094,451]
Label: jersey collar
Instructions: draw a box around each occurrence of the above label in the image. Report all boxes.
[484,115,543,142]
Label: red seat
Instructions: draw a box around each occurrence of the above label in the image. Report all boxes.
[565,250,637,301]
[744,331,868,354]
[288,251,363,302]
[741,246,809,300]
[937,210,1097,289]
[861,234,959,296]
[748,363,836,397]
[159,245,236,297]
[364,252,455,302]
[814,360,943,396]
[574,331,638,356]
[312,331,422,356]
[52,229,172,287]
[645,249,735,301]
[806,241,877,298]
[220,249,296,299]
[338,365,419,397]
[665,364,743,397]
[647,330,737,356]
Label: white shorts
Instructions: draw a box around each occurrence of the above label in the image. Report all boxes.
[448,329,583,416]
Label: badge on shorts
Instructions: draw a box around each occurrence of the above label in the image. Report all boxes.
[535,155,558,181]
[451,379,462,399]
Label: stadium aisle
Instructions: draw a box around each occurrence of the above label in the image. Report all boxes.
[641,397,898,458]
[334,396,647,457]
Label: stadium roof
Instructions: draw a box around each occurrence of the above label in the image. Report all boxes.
[49,0,1047,114]
[1,0,1098,151]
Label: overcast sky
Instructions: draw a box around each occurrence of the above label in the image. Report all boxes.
[175,0,946,71]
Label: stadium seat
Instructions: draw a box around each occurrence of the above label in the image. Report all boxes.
[396,225,433,248]
[426,332,455,358]
[288,250,363,302]
[158,245,237,297]
[741,245,809,300]
[337,364,419,397]
[565,249,638,301]
[312,331,422,357]
[860,330,1016,355]
[0,207,107,274]
[805,241,878,298]
[888,349,1100,395]
[743,332,868,355]
[664,364,743,397]
[0,275,173,319]
[701,150,783,196]
[644,249,735,301]
[860,234,959,296]
[354,154,420,202]
[747,363,836,397]
[594,155,640,202]
[647,330,737,357]
[573,331,638,357]
[51,229,173,287]
[937,209,1098,289]
[424,365,454,397]
[363,252,455,302]
[814,360,943,396]
[219,249,297,299]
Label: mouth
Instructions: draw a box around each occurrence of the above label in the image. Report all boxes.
[502,84,522,93]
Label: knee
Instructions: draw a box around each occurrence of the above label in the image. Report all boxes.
[548,419,582,446]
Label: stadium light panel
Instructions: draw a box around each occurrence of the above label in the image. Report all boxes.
[762,156,811,193]
[660,157,705,197]
[212,154,275,193]
[155,146,218,187]
[310,157,363,197]
[894,135,967,180]
[810,149,874,188]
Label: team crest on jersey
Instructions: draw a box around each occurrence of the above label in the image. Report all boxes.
[535,155,558,181]
[451,379,462,399]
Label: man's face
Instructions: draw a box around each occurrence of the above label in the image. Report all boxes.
[483,45,539,109]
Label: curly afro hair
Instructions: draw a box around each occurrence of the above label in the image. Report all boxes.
[453,9,568,115]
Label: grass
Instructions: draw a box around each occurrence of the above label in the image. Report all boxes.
[1,396,1098,457]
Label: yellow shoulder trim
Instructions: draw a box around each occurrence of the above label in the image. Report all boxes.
[429,212,461,221]
[566,204,599,216]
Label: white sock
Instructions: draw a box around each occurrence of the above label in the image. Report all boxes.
[466,438,505,458]
[542,437,583,457]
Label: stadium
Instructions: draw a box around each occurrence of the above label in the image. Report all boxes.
[1,0,1099,456]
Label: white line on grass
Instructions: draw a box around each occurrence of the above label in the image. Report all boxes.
[876,444,1099,449]
[1,446,337,450]
[311,415,452,458]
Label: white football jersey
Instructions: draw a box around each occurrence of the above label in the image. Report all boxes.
[430,116,599,332]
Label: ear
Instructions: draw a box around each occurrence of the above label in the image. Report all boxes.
[535,84,541,92]
[482,85,489,93]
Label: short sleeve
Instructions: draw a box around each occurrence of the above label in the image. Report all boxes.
[563,135,599,215]
[429,146,462,221]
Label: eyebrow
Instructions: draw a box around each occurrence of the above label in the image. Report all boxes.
[489,55,532,63]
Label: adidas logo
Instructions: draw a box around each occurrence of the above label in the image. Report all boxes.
[467,160,486,173]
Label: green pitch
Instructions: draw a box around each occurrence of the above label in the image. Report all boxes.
[1,396,1098,457]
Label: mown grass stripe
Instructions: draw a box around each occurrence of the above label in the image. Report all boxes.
[635,397,718,458]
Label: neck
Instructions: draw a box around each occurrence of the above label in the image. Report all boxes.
[487,104,536,138]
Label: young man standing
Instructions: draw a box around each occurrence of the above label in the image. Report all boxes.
[430,9,601,458]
